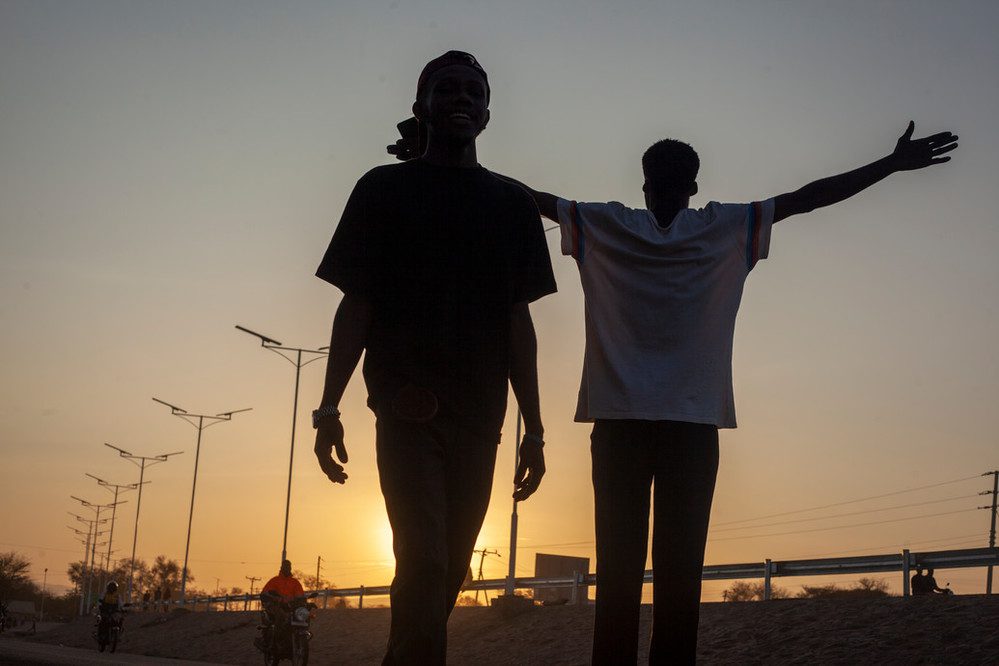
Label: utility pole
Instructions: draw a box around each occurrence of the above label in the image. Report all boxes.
[473,548,500,605]
[982,469,998,594]
[105,442,183,602]
[315,556,323,591]
[154,397,250,603]
[236,325,328,563]
[245,575,261,612]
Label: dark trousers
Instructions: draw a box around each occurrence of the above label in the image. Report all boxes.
[376,411,499,665]
[591,419,719,666]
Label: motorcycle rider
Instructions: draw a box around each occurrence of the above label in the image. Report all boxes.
[258,560,306,649]
[96,581,124,648]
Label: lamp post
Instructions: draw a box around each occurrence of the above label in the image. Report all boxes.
[40,568,47,621]
[504,411,522,597]
[68,512,109,615]
[104,443,182,602]
[236,325,328,563]
[71,497,122,613]
[154,397,251,603]
[85,473,138,590]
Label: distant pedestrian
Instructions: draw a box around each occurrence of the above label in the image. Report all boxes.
[142,590,151,611]
[153,587,162,612]
[162,586,172,611]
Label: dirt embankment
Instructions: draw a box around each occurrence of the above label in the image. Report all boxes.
[23,595,999,665]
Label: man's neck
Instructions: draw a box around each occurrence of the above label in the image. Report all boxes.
[650,205,683,229]
[649,195,691,229]
[421,136,479,167]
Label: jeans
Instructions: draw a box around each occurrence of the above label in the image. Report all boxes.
[591,419,719,665]
[376,410,499,665]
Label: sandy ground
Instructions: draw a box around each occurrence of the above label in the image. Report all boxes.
[12,595,999,665]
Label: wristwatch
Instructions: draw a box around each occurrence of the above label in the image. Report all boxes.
[312,405,341,428]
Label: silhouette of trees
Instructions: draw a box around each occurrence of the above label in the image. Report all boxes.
[798,577,891,599]
[0,551,32,598]
[723,577,893,601]
[721,580,789,601]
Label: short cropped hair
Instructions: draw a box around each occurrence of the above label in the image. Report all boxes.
[642,139,699,196]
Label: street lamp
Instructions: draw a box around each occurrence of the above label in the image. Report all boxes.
[505,411,522,597]
[40,568,47,622]
[236,325,328,563]
[104,442,182,602]
[68,511,109,614]
[85,473,139,589]
[154,397,251,603]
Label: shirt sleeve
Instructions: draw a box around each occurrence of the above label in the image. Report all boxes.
[556,198,638,263]
[315,173,379,297]
[705,198,775,271]
[510,195,558,304]
[744,199,775,270]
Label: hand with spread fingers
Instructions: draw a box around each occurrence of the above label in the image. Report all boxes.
[513,434,545,502]
[314,419,349,485]
[889,120,958,172]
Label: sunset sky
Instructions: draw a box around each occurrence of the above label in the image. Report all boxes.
[2,0,997,603]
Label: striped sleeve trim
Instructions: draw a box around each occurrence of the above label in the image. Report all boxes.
[569,201,585,263]
[745,201,765,271]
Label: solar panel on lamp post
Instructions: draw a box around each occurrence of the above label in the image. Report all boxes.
[236,325,329,564]
[84,473,139,591]
[104,442,183,602]
[68,506,112,614]
[153,397,251,603]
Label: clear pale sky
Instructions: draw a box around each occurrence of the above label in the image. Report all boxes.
[2,0,997,602]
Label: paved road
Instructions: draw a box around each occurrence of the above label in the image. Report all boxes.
[0,639,226,665]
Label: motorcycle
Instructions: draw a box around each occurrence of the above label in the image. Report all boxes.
[255,592,317,666]
[94,605,126,653]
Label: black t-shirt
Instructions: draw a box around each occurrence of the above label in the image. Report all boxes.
[317,159,557,435]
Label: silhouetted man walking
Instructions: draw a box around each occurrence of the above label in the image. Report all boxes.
[502,121,957,664]
[313,51,556,665]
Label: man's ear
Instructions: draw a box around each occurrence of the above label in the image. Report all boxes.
[412,99,426,122]
[689,182,698,197]
[479,108,490,133]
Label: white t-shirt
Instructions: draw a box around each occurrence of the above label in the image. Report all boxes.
[557,198,775,428]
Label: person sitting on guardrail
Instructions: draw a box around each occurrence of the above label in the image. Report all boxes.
[911,565,930,595]
[924,568,952,595]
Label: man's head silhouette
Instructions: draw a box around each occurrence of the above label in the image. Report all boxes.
[280,559,292,577]
[642,139,700,212]
[412,50,490,141]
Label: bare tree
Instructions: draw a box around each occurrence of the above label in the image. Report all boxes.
[0,551,32,597]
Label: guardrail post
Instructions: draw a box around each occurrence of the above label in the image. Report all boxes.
[902,549,911,598]
[570,571,580,605]
[223,595,228,611]
[323,589,329,609]
[763,559,772,601]
[359,585,365,609]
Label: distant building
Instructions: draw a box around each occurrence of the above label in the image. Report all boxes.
[6,600,36,621]
[533,554,590,605]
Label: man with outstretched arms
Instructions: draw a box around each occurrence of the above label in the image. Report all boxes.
[312,51,557,665]
[501,121,957,664]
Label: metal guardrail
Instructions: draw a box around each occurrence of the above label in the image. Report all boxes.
[143,546,997,611]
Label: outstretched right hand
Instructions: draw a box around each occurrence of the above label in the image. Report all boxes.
[314,419,348,484]
[889,121,958,172]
